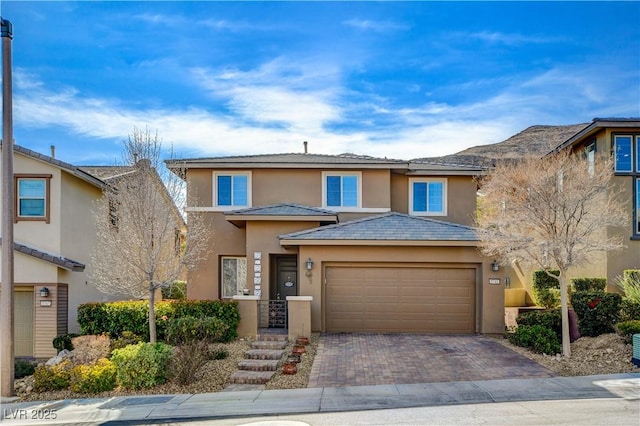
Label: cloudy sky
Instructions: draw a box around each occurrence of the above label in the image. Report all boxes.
[1,1,639,165]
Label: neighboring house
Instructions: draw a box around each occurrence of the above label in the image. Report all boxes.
[0,144,182,359]
[167,153,505,335]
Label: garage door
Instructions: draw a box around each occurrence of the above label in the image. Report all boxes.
[325,265,475,333]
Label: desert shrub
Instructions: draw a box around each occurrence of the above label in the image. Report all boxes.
[572,278,607,293]
[620,299,640,322]
[209,348,228,360]
[71,334,111,365]
[532,270,561,309]
[507,325,561,355]
[161,281,187,300]
[169,341,210,385]
[571,291,622,336]
[110,342,173,390]
[69,358,117,394]
[78,300,239,342]
[616,320,640,344]
[14,359,36,379]
[53,333,80,352]
[110,331,143,351]
[33,360,73,392]
[516,309,562,341]
[617,270,640,302]
[165,316,229,346]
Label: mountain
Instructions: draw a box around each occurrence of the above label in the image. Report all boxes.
[413,123,589,167]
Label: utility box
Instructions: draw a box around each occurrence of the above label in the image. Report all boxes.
[633,334,640,367]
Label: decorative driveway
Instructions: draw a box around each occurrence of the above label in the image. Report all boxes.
[307,333,556,388]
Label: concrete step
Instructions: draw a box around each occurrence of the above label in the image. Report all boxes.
[238,359,279,372]
[245,349,285,360]
[257,334,288,342]
[230,370,277,385]
[251,340,287,350]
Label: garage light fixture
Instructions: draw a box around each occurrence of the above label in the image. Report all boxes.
[491,261,500,272]
[40,287,50,298]
[305,258,314,270]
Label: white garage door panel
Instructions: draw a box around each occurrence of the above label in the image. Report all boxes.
[326,265,475,333]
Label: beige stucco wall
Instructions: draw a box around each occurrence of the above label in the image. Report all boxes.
[292,245,504,334]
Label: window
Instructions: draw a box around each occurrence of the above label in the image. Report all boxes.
[322,172,361,209]
[586,142,596,177]
[636,178,640,235]
[14,174,51,223]
[221,256,247,298]
[410,178,446,216]
[213,172,250,209]
[614,135,632,172]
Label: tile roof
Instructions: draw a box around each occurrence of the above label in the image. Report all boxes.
[279,212,478,242]
[0,239,85,271]
[226,203,337,217]
[78,166,137,181]
[167,152,406,166]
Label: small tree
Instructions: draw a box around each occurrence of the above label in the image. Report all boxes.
[476,150,627,357]
[90,127,210,343]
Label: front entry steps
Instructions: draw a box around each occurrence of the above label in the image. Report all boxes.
[224,333,288,391]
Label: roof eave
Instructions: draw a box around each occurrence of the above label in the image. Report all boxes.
[551,119,640,154]
[279,239,479,247]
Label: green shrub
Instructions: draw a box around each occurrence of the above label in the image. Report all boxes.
[209,348,228,360]
[616,270,640,304]
[516,309,562,341]
[110,331,143,351]
[620,299,640,322]
[616,320,640,344]
[77,300,239,342]
[14,359,36,379]
[571,291,622,336]
[532,270,561,309]
[33,360,73,392]
[53,333,80,352]
[572,278,607,293]
[111,342,173,390]
[507,325,561,355]
[165,316,229,346]
[161,281,187,300]
[69,358,117,393]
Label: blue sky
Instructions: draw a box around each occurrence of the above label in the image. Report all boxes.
[1,1,638,165]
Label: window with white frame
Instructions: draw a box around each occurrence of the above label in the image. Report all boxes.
[322,172,361,209]
[221,256,247,298]
[15,174,51,223]
[636,178,640,235]
[586,141,596,177]
[614,135,633,172]
[213,172,251,209]
[409,178,447,216]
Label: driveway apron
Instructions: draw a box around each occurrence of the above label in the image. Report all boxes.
[307,333,556,388]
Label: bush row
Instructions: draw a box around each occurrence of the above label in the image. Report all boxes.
[77,300,239,342]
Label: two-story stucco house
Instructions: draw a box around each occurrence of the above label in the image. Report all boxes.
[167,152,505,335]
[0,144,183,359]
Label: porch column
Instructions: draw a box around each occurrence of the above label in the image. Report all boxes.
[232,295,259,338]
[286,296,312,341]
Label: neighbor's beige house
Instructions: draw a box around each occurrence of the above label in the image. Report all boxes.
[0,144,183,359]
[167,153,506,335]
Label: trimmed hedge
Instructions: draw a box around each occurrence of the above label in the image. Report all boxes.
[572,278,607,293]
[111,342,173,390]
[570,291,622,336]
[165,316,229,346]
[516,309,562,342]
[508,325,561,355]
[532,270,561,309]
[77,300,239,342]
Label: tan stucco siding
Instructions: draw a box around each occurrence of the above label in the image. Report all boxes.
[293,245,503,334]
[187,169,213,207]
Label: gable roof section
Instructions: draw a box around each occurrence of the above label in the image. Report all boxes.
[78,166,137,181]
[550,117,640,154]
[225,203,338,227]
[6,144,107,189]
[0,238,85,271]
[279,212,479,247]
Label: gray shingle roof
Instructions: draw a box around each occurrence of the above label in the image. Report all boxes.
[279,212,478,242]
[78,166,137,181]
[0,238,85,272]
[227,203,337,217]
[167,152,406,166]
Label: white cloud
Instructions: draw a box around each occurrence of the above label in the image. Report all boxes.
[342,19,409,32]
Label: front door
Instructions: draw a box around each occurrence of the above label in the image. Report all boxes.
[272,255,298,300]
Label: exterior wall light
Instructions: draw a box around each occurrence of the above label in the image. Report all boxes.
[40,287,50,297]
[305,258,314,270]
[491,261,500,272]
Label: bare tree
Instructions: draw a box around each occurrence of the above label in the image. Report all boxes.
[476,149,627,357]
[89,127,210,343]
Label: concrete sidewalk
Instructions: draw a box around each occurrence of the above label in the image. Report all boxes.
[1,373,638,425]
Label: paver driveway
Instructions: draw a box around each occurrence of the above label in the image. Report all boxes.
[307,333,556,388]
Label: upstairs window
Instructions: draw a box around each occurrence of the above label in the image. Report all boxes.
[15,174,51,223]
[637,178,640,235]
[586,142,596,177]
[322,172,360,209]
[614,135,633,172]
[410,178,446,216]
[214,172,250,209]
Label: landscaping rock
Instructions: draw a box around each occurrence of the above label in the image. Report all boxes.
[45,349,71,366]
